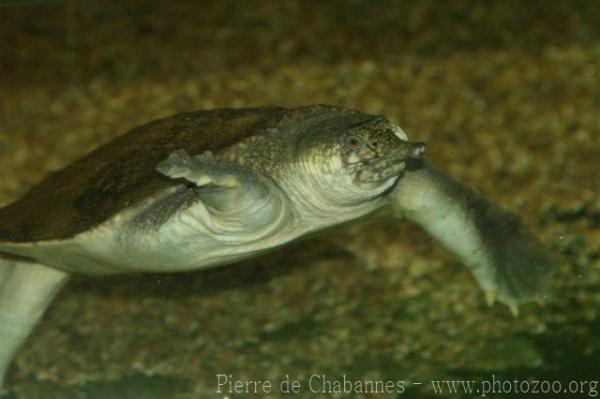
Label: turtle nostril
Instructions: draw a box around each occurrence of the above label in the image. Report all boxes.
[413,142,426,157]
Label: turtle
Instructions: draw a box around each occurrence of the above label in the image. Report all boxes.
[0,104,555,389]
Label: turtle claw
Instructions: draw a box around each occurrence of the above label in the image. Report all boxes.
[466,207,557,313]
[156,149,196,180]
[157,149,241,189]
[483,291,524,317]
[484,290,497,307]
[482,285,549,317]
[194,175,212,186]
[191,173,239,188]
[215,175,240,188]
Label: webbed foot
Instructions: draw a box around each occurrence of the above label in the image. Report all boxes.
[470,204,557,313]
[391,161,557,315]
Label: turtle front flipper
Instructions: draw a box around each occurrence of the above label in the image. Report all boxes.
[150,148,292,237]
[390,161,557,314]
[156,149,241,189]
[155,148,279,211]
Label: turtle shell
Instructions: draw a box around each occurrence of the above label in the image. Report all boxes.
[0,107,290,243]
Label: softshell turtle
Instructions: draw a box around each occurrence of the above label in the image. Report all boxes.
[0,105,555,388]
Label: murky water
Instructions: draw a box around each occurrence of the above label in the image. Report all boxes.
[0,1,598,398]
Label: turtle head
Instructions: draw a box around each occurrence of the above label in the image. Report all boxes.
[290,109,425,206]
[339,115,425,188]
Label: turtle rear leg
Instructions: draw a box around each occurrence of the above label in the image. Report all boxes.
[0,256,69,390]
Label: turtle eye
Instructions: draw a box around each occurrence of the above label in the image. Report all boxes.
[346,135,361,148]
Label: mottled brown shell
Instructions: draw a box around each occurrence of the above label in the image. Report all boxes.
[0,107,291,243]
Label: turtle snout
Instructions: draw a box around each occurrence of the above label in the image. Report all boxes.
[404,141,426,159]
